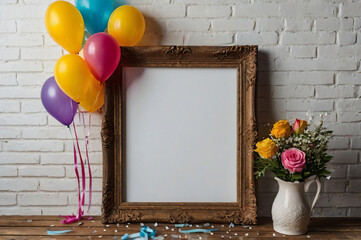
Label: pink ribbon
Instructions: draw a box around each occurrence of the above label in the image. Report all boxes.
[81,111,92,212]
[60,115,92,224]
[60,124,84,224]
[60,102,96,224]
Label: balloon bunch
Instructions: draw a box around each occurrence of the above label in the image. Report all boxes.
[42,0,145,122]
[40,0,145,224]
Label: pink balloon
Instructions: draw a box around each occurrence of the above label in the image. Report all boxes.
[83,32,121,82]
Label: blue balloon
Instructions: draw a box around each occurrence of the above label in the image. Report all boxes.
[75,0,114,35]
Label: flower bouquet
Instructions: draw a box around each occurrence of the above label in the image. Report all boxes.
[254,116,333,235]
[254,116,333,182]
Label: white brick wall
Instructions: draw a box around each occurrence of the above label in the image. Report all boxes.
[0,0,360,218]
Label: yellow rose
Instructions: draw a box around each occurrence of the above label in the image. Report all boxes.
[254,138,278,160]
[271,120,292,138]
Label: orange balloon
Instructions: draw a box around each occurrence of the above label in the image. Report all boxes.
[54,54,91,102]
[80,75,105,112]
[107,5,145,46]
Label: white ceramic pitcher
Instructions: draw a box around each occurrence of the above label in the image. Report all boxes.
[271,176,321,235]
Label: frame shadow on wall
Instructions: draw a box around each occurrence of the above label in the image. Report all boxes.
[255,50,279,217]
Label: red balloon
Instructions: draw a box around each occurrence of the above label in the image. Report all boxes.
[83,32,121,82]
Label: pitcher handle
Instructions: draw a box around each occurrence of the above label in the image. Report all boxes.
[304,176,321,215]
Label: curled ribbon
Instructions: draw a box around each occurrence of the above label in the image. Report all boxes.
[59,123,84,224]
[60,110,92,224]
[121,226,156,240]
[81,111,92,212]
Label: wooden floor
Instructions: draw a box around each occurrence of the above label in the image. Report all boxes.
[0,216,360,239]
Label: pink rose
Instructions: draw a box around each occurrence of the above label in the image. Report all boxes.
[281,148,306,173]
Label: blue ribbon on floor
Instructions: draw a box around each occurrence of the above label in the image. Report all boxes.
[121,226,156,240]
[179,228,220,234]
[47,230,72,235]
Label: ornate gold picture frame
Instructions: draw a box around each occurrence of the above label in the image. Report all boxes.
[101,46,258,224]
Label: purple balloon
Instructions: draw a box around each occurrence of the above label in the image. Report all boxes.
[41,76,78,126]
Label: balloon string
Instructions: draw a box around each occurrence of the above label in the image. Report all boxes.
[81,111,92,213]
[60,124,83,224]
[75,109,86,213]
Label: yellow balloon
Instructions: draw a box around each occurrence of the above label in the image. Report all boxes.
[45,1,85,53]
[54,54,91,102]
[80,75,105,112]
[107,5,145,46]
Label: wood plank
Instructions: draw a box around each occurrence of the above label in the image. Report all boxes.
[0,216,360,239]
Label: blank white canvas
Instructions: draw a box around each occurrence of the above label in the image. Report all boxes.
[124,67,238,202]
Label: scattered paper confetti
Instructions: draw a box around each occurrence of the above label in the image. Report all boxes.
[234,233,238,236]
[140,223,144,226]
[88,217,93,220]
[154,222,158,227]
[211,225,215,228]
[171,234,179,238]
[229,222,235,228]
[249,227,252,229]
[26,219,32,222]
[196,225,201,228]
[307,235,311,238]
[104,229,107,232]
[50,224,55,227]
[78,222,84,226]
[171,228,174,231]
[210,232,214,235]
[165,226,169,230]
[245,233,249,236]
[115,229,118,233]
[117,223,120,227]
[221,225,225,228]
[98,236,102,239]
[221,236,224,238]
[164,234,168,237]
[203,223,210,227]
[106,224,110,227]
[273,233,276,236]
[93,230,97,234]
